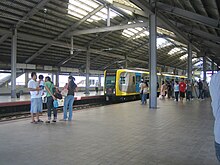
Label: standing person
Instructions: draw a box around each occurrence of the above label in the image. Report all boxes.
[139,80,144,101]
[167,81,172,99]
[209,71,220,162]
[61,76,77,121]
[28,72,42,123]
[203,80,208,98]
[198,79,204,99]
[160,81,166,100]
[95,80,99,94]
[45,76,57,123]
[186,80,192,101]
[174,81,179,102]
[37,75,44,119]
[179,78,186,103]
[141,82,148,105]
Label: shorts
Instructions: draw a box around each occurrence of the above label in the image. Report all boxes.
[180,92,185,98]
[30,98,42,113]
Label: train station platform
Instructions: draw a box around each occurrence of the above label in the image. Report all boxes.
[0,91,104,107]
[0,99,218,165]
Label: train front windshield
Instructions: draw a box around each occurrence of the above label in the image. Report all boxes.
[105,74,116,94]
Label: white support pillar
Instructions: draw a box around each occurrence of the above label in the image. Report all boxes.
[187,42,192,82]
[11,28,17,98]
[149,0,157,108]
[107,6,111,27]
[203,56,207,81]
[85,46,90,94]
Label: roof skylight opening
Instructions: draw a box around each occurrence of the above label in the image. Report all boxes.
[179,53,197,60]
[122,25,149,39]
[68,0,119,22]
[157,38,172,49]
[168,47,186,55]
[180,54,188,60]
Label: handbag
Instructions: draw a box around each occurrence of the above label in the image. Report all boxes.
[53,100,59,108]
[54,92,62,99]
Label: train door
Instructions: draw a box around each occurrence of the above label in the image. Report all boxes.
[135,73,141,93]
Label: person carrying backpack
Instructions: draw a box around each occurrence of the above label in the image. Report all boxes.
[61,76,77,121]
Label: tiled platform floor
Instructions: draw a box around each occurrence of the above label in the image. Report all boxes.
[0,99,218,165]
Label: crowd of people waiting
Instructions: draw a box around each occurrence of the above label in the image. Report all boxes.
[28,72,77,124]
[139,78,209,104]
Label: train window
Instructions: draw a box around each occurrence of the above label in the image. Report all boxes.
[120,77,125,84]
[132,76,135,84]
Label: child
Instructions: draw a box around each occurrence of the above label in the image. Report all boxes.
[37,75,44,96]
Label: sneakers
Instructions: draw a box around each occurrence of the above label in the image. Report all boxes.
[52,119,56,123]
[30,121,38,124]
[45,120,50,123]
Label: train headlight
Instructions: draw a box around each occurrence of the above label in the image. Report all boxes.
[113,89,115,94]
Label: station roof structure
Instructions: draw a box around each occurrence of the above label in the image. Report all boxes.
[0,0,219,71]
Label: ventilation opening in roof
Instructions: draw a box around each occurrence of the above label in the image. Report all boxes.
[68,0,119,22]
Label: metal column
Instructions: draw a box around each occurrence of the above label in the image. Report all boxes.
[212,61,215,75]
[107,6,110,27]
[56,71,59,87]
[85,46,90,94]
[149,0,157,108]
[70,36,74,55]
[11,28,17,98]
[98,74,102,89]
[125,55,128,69]
[187,42,192,81]
[25,71,29,87]
[203,56,207,81]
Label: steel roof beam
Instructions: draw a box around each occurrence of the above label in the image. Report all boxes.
[129,0,199,52]
[112,2,147,18]
[157,2,220,30]
[0,0,50,45]
[95,0,131,19]
[68,22,148,36]
[58,52,80,66]
[25,5,104,64]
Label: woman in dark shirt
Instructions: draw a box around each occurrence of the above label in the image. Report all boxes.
[61,76,77,121]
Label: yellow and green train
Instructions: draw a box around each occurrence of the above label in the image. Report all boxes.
[104,69,187,101]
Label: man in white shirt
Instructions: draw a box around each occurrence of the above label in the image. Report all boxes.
[209,71,220,162]
[28,72,42,123]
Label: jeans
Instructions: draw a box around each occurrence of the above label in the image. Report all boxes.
[142,94,147,104]
[47,96,57,120]
[63,95,74,120]
[198,89,204,99]
[215,141,220,162]
[186,91,192,100]
[175,92,179,102]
